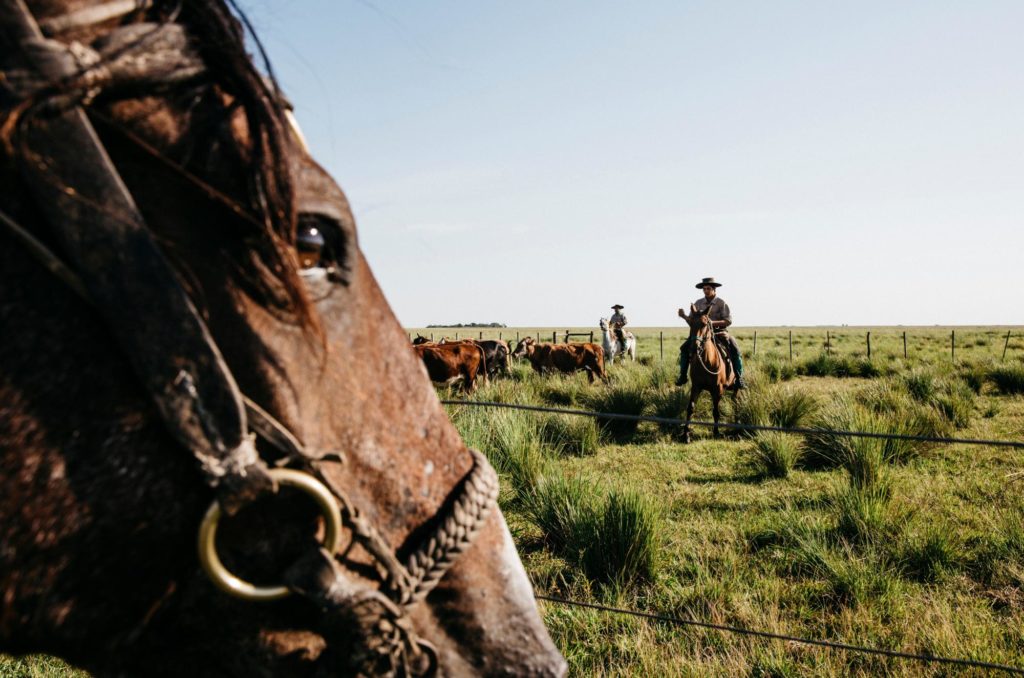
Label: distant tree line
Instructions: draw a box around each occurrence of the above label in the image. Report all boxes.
[426,322,507,328]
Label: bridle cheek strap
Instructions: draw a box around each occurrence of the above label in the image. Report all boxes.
[0,0,271,511]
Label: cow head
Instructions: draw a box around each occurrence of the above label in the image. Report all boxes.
[512,337,535,358]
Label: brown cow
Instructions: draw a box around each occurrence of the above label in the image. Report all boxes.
[439,338,511,379]
[511,337,606,383]
[414,341,488,392]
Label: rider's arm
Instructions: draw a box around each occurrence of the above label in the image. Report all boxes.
[713,301,732,329]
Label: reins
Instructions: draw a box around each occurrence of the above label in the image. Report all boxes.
[692,316,723,377]
[0,3,499,675]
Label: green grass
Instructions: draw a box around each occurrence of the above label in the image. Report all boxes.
[747,431,802,479]
[991,363,1024,394]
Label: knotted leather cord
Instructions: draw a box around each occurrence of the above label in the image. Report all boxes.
[1,7,501,674]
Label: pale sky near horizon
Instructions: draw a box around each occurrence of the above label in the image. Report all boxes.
[244,1,1023,328]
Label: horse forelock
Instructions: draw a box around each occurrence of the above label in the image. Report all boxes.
[6,0,318,334]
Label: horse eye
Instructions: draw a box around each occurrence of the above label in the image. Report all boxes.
[296,219,326,269]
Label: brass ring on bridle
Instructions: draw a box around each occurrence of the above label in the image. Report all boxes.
[197,468,343,601]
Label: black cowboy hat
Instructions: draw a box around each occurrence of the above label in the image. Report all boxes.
[695,277,722,289]
[611,304,624,309]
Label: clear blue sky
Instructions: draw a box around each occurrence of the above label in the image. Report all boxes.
[243,1,1023,327]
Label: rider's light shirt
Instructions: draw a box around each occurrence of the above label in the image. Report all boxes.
[693,297,732,329]
[610,311,628,326]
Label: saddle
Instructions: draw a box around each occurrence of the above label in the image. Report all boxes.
[712,334,735,382]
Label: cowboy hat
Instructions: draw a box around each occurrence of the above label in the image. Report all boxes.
[611,304,624,309]
[695,277,722,289]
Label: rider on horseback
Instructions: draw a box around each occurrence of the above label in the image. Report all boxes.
[610,305,628,351]
[676,277,746,389]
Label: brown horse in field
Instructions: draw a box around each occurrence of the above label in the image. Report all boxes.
[679,303,736,442]
[0,2,564,676]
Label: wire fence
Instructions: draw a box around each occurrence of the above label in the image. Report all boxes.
[537,595,1024,675]
[441,400,1024,449]
[411,328,1024,364]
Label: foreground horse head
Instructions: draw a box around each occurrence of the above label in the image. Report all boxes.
[0,2,564,675]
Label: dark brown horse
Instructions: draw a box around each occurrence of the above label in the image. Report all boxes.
[0,1,564,676]
[679,303,735,442]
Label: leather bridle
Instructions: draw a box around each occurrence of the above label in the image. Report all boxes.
[0,2,498,675]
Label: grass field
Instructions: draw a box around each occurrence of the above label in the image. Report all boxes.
[431,325,1024,676]
[7,326,1024,676]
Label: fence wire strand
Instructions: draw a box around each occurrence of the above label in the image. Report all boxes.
[440,400,1024,449]
[536,595,1024,675]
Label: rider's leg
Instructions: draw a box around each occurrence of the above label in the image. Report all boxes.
[676,337,694,386]
[728,336,746,388]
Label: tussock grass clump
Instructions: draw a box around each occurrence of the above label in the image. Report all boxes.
[748,432,802,479]
[523,473,594,551]
[456,410,551,497]
[584,380,647,442]
[790,535,900,607]
[965,509,1024,586]
[934,379,976,429]
[578,489,662,587]
[753,354,796,383]
[903,368,940,402]
[805,395,943,470]
[647,363,680,391]
[856,378,915,414]
[798,353,881,379]
[649,387,688,435]
[900,526,963,582]
[540,414,599,456]
[990,364,1024,394]
[959,360,992,394]
[524,476,662,588]
[734,383,818,431]
[471,376,534,405]
[538,375,588,406]
[832,483,898,544]
[770,387,818,429]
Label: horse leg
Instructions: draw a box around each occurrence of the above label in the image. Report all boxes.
[683,386,698,444]
[712,390,721,438]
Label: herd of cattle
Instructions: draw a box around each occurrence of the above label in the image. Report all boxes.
[411,335,608,392]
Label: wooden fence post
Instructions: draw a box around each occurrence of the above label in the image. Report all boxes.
[826,330,830,355]
[903,331,907,359]
[479,331,483,340]
[867,331,871,360]
[1003,330,1011,361]
[951,330,955,362]
[660,331,664,361]
[430,333,434,341]
[589,331,594,343]
[753,331,757,356]
[788,331,793,361]
[552,331,557,344]
[515,332,519,343]
[455,332,458,340]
